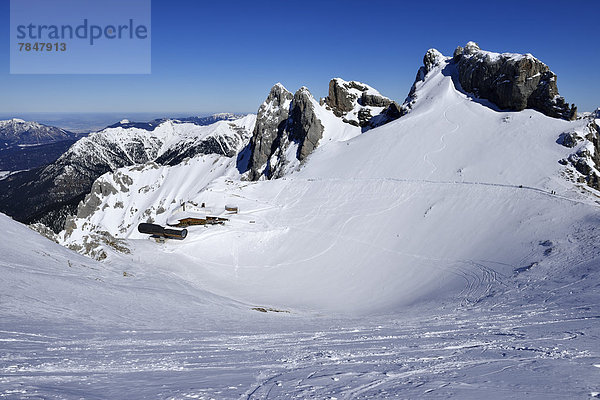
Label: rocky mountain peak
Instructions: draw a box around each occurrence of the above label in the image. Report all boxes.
[452,41,577,120]
[6,118,26,124]
[324,78,363,115]
[0,118,75,147]
[422,48,446,74]
[288,87,324,161]
[246,78,403,181]
[246,85,324,180]
[324,78,391,116]
[322,78,400,129]
[266,83,293,105]
[246,84,294,181]
[403,49,449,113]
[463,41,480,54]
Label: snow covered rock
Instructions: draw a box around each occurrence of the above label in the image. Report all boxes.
[324,79,359,116]
[322,78,401,129]
[559,116,600,189]
[423,48,446,74]
[59,152,241,259]
[105,113,246,131]
[156,123,249,165]
[402,49,451,114]
[454,41,577,120]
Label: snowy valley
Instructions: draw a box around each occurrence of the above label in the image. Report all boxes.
[1,42,600,399]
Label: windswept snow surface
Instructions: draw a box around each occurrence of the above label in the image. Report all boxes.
[3,59,600,398]
[3,212,600,399]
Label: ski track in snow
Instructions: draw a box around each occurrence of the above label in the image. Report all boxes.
[2,303,599,400]
[289,176,600,208]
[181,180,502,309]
[423,99,461,177]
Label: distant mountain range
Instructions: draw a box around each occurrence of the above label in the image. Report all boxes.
[0,114,248,173]
[104,113,247,131]
[0,118,87,171]
[0,113,253,232]
[0,118,82,148]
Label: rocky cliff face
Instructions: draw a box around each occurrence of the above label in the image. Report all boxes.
[156,123,248,165]
[453,42,576,120]
[287,88,325,161]
[247,84,326,180]
[322,78,402,129]
[247,79,400,180]
[247,84,293,180]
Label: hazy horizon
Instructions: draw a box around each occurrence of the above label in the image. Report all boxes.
[0,111,252,132]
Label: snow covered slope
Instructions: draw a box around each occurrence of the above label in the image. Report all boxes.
[0,212,251,328]
[60,50,599,315]
[5,205,600,399]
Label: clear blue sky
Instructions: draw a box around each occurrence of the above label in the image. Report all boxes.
[1,0,598,114]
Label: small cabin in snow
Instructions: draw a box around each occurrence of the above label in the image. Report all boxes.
[169,216,228,228]
[225,205,239,213]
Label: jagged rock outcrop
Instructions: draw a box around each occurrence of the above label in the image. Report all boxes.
[453,41,577,120]
[558,115,600,190]
[247,85,324,180]
[29,222,59,243]
[287,88,325,160]
[325,79,359,116]
[77,179,120,220]
[323,78,401,129]
[247,79,402,180]
[247,84,293,180]
[423,48,446,74]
